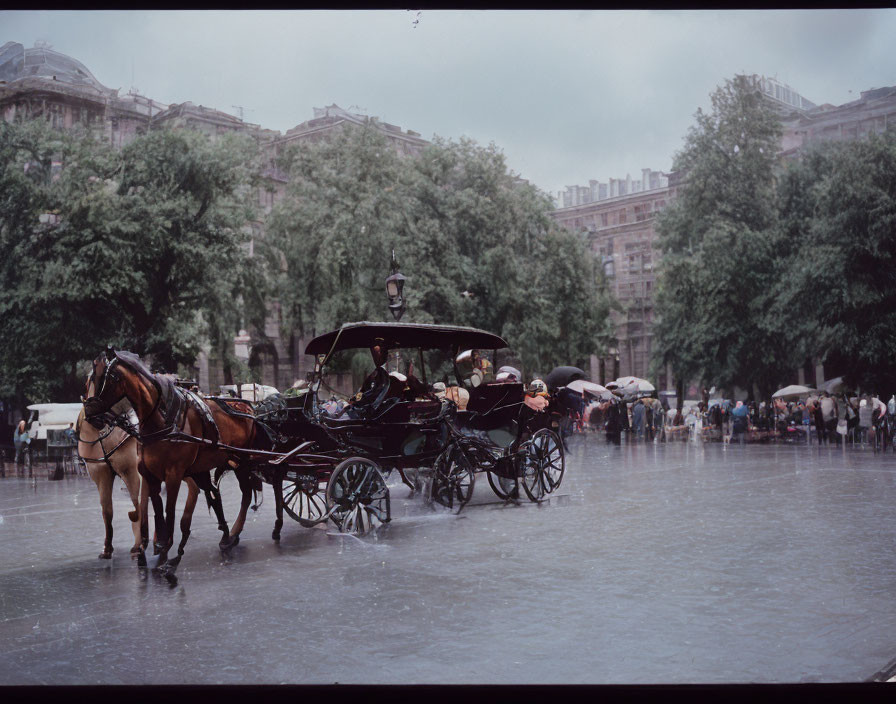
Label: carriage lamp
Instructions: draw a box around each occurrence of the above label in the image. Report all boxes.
[385,250,406,322]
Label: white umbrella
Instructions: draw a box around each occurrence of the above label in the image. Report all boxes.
[772,384,816,400]
[566,379,609,397]
[615,377,656,398]
[821,377,848,395]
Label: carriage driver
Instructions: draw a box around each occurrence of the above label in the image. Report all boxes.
[347,343,427,417]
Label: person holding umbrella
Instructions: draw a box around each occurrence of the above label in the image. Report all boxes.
[598,389,622,446]
[731,400,750,444]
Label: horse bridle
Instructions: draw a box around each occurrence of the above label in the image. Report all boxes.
[82,351,124,420]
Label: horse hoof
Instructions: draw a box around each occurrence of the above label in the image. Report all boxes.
[220,535,240,550]
[98,551,112,560]
[272,530,281,541]
[130,546,141,555]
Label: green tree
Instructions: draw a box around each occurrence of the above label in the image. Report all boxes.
[0,119,267,403]
[772,129,896,393]
[652,74,790,398]
[267,126,613,377]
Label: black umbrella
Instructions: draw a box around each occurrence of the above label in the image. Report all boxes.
[544,366,587,392]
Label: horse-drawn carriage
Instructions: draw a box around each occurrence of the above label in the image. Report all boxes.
[81,320,571,570]
[240,321,568,533]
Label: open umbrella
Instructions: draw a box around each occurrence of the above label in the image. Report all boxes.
[772,384,816,400]
[615,377,656,398]
[821,377,848,395]
[566,379,609,397]
[545,366,587,391]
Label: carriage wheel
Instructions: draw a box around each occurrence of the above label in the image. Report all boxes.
[486,471,519,502]
[281,474,328,527]
[430,445,475,512]
[325,457,391,535]
[520,429,565,502]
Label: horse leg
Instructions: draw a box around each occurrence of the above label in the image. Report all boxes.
[223,467,255,549]
[120,463,144,555]
[271,471,284,541]
[139,475,150,550]
[93,468,115,559]
[139,461,167,555]
[157,474,183,568]
[192,471,231,548]
[166,478,200,569]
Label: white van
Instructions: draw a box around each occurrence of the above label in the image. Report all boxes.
[26,403,83,443]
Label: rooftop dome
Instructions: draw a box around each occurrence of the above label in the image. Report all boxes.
[0,41,113,95]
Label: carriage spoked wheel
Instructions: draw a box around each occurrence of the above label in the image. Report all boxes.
[325,457,391,535]
[430,445,475,513]
[281,473,328,527]
[486,470,519,502]
[520,428,565,502]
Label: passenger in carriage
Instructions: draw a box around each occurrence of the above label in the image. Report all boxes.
[471,350,494,381]
[523,379,549,412]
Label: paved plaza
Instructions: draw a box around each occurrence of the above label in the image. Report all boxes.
[0,437,895,684]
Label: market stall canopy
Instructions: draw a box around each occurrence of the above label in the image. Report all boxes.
[772,384,817,400]
[305,321,507,358]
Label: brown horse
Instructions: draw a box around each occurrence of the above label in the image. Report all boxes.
[83,347,259,571]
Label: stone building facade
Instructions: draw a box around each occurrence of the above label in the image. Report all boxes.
[552,170,674,386]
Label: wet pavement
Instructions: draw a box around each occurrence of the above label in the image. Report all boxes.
[1,436,895,684]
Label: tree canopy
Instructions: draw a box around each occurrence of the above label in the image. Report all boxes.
[772,129,896,393]
[653,74,896,398]
[0,119,266,403]
[265,125,614,377]
[652,75,792,398]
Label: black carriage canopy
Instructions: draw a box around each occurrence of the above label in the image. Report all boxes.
[305,321,508,362]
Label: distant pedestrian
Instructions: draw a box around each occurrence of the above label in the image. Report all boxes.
[601,398,622,445]
[13,420,30,465]
[820,392,838,445]
[858,398,872,445]
[632,399,646,439]
[811,398,825,444]
[651,397,665,441]
[731,400,749,445]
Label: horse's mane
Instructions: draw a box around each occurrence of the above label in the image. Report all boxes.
[113,350,155,379]
[112,350,177,405]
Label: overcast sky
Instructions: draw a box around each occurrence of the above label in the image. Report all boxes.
[3,9,895,198]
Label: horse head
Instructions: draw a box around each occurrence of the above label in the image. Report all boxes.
[83,346,128,420]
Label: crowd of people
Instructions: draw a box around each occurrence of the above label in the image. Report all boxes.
[580,390,896,448]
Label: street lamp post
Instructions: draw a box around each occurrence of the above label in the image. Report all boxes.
[385,250,406,322]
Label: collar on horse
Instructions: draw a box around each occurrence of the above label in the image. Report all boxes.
[86,347,220,449]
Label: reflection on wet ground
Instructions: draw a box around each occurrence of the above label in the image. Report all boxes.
[1,437,895,684]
